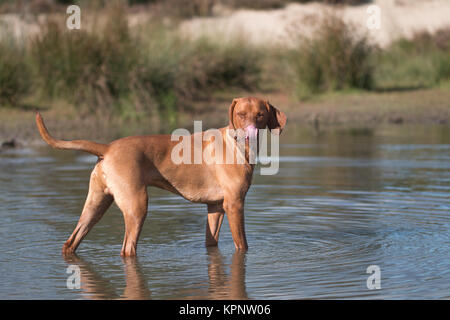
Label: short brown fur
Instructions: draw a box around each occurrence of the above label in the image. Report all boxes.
[36,97,286,256]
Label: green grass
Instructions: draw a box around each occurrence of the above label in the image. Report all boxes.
[0,5,449,124]
[21,4,262,123]
[0,34,30,105]
[287,15,450,99]
[374,29,450,90]
[289,14,375,99]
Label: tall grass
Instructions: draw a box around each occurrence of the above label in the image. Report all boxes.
[30,5,140,113]
[0,34,30,106]
[0,1,378,16]
[289,14,450,98]
[0,5,448,117]
[290,14,375,98]
[374,29,450,90]
[27,5,261,124]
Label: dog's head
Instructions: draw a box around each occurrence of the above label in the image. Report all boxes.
[228,97,287,139]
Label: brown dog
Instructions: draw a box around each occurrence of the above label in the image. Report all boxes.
[36,97,286,256]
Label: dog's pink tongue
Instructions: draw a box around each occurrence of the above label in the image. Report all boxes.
[245,125,258,140]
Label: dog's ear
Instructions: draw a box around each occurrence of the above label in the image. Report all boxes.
[228,99,238,129]
[266,101,287,134]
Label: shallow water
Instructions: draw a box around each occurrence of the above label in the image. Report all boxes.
[0,125,449,299]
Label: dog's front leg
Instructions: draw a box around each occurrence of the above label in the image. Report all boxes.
[205,204,225,247]
[223,197,248,251]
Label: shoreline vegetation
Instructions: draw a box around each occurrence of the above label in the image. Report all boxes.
[2,86,449,146]
[0,0,449,145]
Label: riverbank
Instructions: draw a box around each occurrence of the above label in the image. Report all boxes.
[1,86,449,148]
[1,2,449,148]
[1,1,450,116]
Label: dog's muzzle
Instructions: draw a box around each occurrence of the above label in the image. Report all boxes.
[245,125,258,141]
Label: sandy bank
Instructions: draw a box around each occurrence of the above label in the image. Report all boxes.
[180,0,450,47]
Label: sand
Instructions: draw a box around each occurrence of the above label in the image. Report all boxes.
[2,1,449,47]
[180,0,450,47]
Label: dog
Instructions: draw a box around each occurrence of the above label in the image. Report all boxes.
[36,97,286,256]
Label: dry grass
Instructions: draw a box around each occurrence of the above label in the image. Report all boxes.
[4,3,261,127]
[289,13,375,98]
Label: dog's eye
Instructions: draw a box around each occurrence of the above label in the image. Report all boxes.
[256,113,264,118]
[237,112,246,118]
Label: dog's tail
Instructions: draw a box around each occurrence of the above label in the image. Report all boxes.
[36,112,108,157]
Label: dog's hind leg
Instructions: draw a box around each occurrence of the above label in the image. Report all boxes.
[114,188,148,257]
[205,204,225,247]
[62,166,113,255]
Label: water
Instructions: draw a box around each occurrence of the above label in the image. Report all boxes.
[0,125,449,299]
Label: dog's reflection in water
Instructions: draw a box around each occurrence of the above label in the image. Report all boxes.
[63,248,248,300]
[204,247,247,300]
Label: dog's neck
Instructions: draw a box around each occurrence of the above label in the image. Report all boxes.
[223,127,257,171]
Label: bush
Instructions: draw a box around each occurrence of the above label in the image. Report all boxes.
[290,14,374,98]
[177,38,261,99]
[28,5,261,122]
[30,4,139,112]
[0,35,30,106]
[373,40,437,89]
[374,28,450,89]
[133,31,261,124]
[31,20,105,106]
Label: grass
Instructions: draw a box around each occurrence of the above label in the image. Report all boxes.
[374,29,450,90]
[287,13,450,99]
[0,32,30,106]
[0,4,449,132]
[21,4,262,126]
[0,1,379,16]
[289,14,374,99]
[284,86,450,126]
[2,86,449,145]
